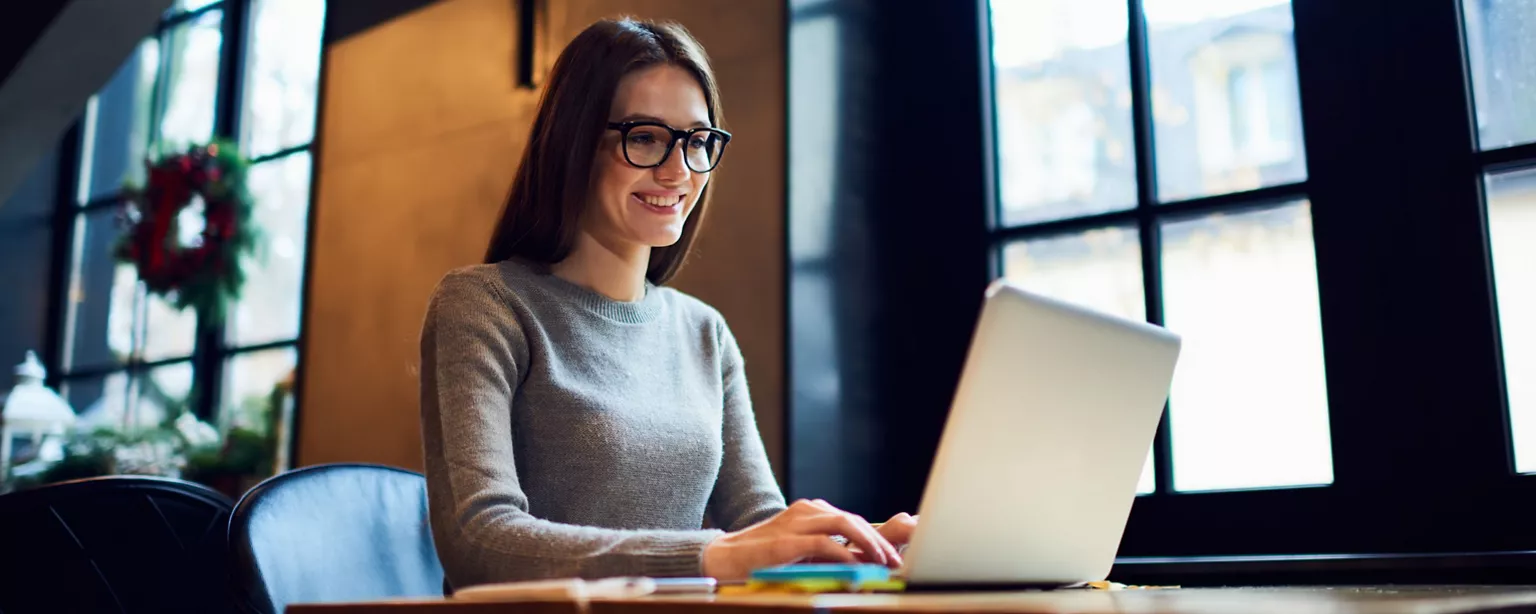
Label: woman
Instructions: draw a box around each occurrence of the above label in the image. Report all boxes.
[419,18,916,587]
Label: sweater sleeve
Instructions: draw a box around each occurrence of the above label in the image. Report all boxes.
[705,317,790,531]
[420,270,721,587]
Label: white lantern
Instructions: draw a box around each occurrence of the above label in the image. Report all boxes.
[0,351,76,482]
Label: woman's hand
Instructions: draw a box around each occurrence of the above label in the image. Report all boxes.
[701,499,902,581]
[875,512,919,547]
[845,513,918,558]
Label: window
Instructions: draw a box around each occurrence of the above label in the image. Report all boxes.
[973,0,1536,558]
[1226,60,1291,157]
[1464,0,1536,473]
[1157,202,1330,492]
[1487,169,1536,473]
[785,0,1536,562]
[991,0,1326,495]
[38,1,324,444]
[990,0,1136,227]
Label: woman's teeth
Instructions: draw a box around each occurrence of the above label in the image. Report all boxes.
[638,194,681,206]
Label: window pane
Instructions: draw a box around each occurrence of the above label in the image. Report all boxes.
[989,0,1138,226]
[1144,0,1307,202]
[170,0,221,13]
[222,347,296,436]
[1161,201,1332,492]
[1001,227,1145,320]
[157,10,223,149]
[788,15,839,263]
[67,210,198,370]
[1488,168,1536,472]
[1463,0,1536,150]
[229,153,311,346]
[83,38,159,201]
[242,0,326,157]
[65,363,195,431]
[1001,227,1155,493]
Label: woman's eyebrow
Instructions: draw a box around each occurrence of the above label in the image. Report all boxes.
[617,113,712,129]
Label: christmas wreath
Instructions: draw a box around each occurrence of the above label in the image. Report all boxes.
[115,141,256,320]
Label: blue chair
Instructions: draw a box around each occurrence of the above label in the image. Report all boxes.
[0,475,235,613]
[227,463,444,613]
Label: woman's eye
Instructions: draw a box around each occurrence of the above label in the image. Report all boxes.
[629,133,656,145]
[688,137,709,149]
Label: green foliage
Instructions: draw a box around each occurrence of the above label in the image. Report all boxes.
[6,379,282,495]
[185,426,273,480]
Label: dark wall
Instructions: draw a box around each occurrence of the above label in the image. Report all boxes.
[0,150,59,372]
[786,0,991,515]
[0,1,69,87]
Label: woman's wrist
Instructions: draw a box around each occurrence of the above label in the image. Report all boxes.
[700,530,728,578]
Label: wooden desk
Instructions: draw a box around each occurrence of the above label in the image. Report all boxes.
[288,586,1536,614]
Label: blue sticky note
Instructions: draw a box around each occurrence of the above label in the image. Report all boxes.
[750,563,891,584]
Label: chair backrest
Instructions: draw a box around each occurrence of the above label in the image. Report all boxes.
[0,475,235,614]
[228,463,444,614]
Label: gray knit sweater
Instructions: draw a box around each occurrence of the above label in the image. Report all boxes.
[419,260,786,587]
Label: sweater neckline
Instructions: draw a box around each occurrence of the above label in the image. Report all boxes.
[502,259,664,324]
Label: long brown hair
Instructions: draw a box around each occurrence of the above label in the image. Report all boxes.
[483,18,723,285]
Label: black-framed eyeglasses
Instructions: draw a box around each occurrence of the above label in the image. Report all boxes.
[606,121,732,173]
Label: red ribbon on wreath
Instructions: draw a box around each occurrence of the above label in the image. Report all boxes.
[115,141,257,321]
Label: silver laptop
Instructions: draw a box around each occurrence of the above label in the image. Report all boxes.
[899,279,1182,588]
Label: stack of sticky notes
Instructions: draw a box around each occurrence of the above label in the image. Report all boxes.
[720,564,906,595]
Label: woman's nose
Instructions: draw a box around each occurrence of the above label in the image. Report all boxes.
[654,141,692,183]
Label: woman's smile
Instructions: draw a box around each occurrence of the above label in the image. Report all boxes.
[632,191,686,214]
